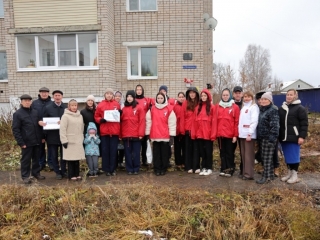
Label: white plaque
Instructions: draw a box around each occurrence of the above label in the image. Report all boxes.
[104,110,120,122]
[43,117,60,130]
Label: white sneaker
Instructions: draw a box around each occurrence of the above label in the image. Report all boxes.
[204,169,212,176]
[254,159,259,164]
[195,169,201,174]
[188,169,193,174]
[199,168,206,175]
[219,172,225,176]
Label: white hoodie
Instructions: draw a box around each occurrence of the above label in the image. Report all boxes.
[238,100,259,139]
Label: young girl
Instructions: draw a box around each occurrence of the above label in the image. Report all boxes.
[60,99,85,180]
[238,91,259,180]
[114,91,125,168]
[216,88,240,177]
[192,89,216,176]
[180,87,199,173]
[145,92,176,176]
[94,88,120,176]
[256,92,279,184]
[83,122,101,177]
[120,90,146,175]
[173,92,186,170]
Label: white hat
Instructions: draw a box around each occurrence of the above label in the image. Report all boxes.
[86,95,95,102]
[261,92,273,103]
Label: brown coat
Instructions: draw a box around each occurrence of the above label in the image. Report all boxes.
[60,109,85,160]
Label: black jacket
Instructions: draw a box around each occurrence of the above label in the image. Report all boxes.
[80,107,99,135]
[31,95,52,119]
[43,101,66,145]
[278,100,308,143]
[257,104,279,143]
[12,106,42,147]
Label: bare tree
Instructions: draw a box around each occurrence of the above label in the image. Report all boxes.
[212,63,237,93]
[239,44,272,93]
[273,75,282,92]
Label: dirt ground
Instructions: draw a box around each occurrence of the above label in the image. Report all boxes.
[1,166,319,193]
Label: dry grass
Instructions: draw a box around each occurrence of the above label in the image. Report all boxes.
[0,183,319,240]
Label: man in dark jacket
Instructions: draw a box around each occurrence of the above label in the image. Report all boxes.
[39,90,66,180]
[12,94,45,184]
[31,87,53,170]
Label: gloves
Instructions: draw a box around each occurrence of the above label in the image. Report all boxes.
[169,136,174,146]
[100,118,107,123]
[62,143,68,149]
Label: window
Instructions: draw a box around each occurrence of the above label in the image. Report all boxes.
[128,0,157,11]
[16,33,98,70]
[127,47,157,79]
[0,0,4,18]
[0,51,7,80]
[297,84,301,88]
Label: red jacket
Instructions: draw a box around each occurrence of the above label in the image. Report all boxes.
[94,99,120,136]
[136,97,151,114]
[173,102,184,135]
[191,89,216,140]
[180,100,197,134]
[120,105,145,139]
[215,103,240,138]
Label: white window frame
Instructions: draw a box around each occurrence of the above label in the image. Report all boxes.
[15,32,99,72]
[0,49,7,82]
[0,0,4,18]
[126,0,158,12]
[124,41,162,80]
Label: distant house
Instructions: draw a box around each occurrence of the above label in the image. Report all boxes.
[265,79,313,92]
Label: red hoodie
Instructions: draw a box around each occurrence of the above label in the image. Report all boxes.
[191,89,216,140]
[215,102,240,138]
[94,99,120,136]
[120,104,145,139]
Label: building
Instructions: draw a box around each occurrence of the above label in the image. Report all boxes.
[0,0,213,108]
[265,79,314,92]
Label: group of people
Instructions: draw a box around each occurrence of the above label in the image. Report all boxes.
[12,84,308,185]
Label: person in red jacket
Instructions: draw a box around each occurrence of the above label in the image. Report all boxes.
[145,92,176,176]
[216,88,240,177]
[120,90,146,175]
[94,88,120,176]
[173,92,186,170]
[180,87,199,173]
[192,89,216,176]
[135,84,151,167]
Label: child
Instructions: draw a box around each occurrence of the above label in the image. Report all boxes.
[192,89,216,176]
[120,90,146,174]
[145,92,176,176]
[60,99,85,181]
[84,122,101,177]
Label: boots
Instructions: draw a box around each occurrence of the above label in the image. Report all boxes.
[287,170,299,184]
[281,169,292,182]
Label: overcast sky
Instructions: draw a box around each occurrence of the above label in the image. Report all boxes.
[212,0,320,87]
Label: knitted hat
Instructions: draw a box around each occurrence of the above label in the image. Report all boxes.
[104,88,114,95]
[86,95,95,102]
[39,87,50,92]
[126,90,136,98]
[159,85,168,93]
[261,92,273,103]
[20,94,32,100]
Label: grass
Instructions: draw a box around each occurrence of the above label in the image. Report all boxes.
[0,184,319,239]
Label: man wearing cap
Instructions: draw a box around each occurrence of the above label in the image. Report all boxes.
[232,86,244,177]
[12,94,46,184]
[31,87,53,170]
[39,90,67,180]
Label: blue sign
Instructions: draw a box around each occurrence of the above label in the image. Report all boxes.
[183,65,197,69]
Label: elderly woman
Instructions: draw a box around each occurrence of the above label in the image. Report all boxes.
[279,89,308,184]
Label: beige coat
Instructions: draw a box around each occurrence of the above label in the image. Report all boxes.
[60,109,85,160]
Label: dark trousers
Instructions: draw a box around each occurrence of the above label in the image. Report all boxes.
[218,137,237,174]
[184,132,199,171]
[101,135,119,173]
[39,141,53,168]
[153,141,169,173]
[174,135,185,166]
[124,139,141,173]
[195,139,213,170]
[67,161,80,179]
[20,145,41,179]
[48,144,66,175]
[260,139,275,179]
[140,135,147,164]
[117,150,125,164]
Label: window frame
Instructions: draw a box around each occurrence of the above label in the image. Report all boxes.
[0,50,7,82]
[0,0,4,18]
[126,0,158,12]
[15,32,99,72]
[126,46,158,80]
